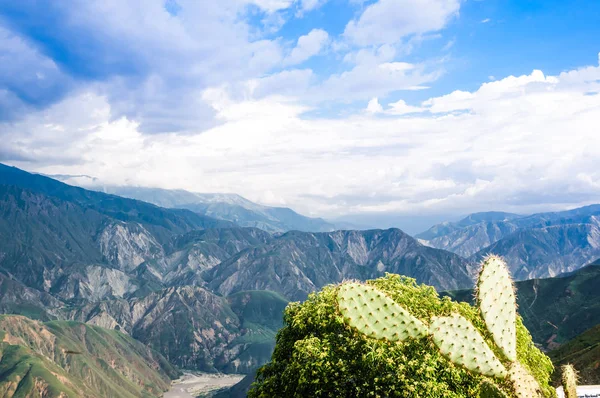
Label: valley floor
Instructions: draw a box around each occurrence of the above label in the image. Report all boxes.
[165,372,245,398]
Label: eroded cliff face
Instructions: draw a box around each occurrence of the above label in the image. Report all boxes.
[205,229,474,301]
[67,286,250,372]
[98,221,164,272]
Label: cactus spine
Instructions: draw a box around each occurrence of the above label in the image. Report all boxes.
[561,364,578,398]
[336,255,546,397]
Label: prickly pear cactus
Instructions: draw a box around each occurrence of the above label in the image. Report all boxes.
[561,364,578,398]
[430,313,506,378]
[509,362,543,398]
[250,271,555,398]
[477,255,517,362]
[338,282,427,341]
[335,255,548,398]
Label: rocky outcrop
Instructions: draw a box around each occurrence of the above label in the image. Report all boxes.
[68,286,288,373]
[205,229,474,301]
[471,222,600,279]
[98,221,164,272]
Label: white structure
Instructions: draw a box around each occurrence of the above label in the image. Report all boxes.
[556,385,600,398]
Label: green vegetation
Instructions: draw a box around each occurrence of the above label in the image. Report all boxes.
[222,290,289,373]
[334,256,547,397]
[249,263,554,397]
[549,324,600,385]
[0,315,179,397]
[0,344,78,397]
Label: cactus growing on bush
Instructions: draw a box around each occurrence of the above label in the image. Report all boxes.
[249,255,555,397]
[336,255,544,397]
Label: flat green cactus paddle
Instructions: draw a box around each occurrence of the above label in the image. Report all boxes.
[508,363,542,398]
[477,255,517,362]
[338,282,427,342]
[430,313,507,378]
[561,364,578,398]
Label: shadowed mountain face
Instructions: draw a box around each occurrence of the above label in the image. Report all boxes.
[549,323,600,386]
[204,229,474,301]
[418,207,600,279]
[67,286,288,373]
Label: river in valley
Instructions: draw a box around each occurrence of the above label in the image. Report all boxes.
[164,372,245,398]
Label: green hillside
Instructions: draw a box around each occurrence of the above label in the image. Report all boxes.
[0,315,179,397]
[549,324,600,385]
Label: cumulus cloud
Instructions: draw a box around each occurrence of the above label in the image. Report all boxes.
[0,0,289,133]
[0,0,458,134]
[344,0,461,46]
[284,29,329,65]
[366,98,384,113]
[296,0,329,15]
[4,55,600,219]
[248,0,295,12]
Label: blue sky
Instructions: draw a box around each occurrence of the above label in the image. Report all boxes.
[0,0,599,230]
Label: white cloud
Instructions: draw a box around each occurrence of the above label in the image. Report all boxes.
[344,0,461,46]
[387,99,424,114]
[315,60,441,101]
[284,29,329,65]
[246,0,295,12]
[366,98,383,113]
[296,0,329,14]
[4,54,600,219]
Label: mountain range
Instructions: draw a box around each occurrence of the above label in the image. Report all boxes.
[3,162,600,397]
[49,175,339,233]
[417,207,600,280]
[0,163,474,378]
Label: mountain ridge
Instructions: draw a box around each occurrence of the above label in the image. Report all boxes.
[47,178,339,233]
[0,315,178,397]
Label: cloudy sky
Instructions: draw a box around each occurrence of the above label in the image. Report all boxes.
[0,0,599,231]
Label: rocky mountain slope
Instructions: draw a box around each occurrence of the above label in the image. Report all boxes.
[0,315,178,397]
[87,185,337,233]
[0,163,474,376]
[205,228,474,301]
[418,206,600,279]
[67,287,288,373]
[471,219,600,279]
[445,259,600,351]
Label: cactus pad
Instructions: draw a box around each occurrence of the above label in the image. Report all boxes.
[508,363,542,398]
[561,364,578,398]
[477,255,517,362]
[337,282,427,342]
[430,313,507,378]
